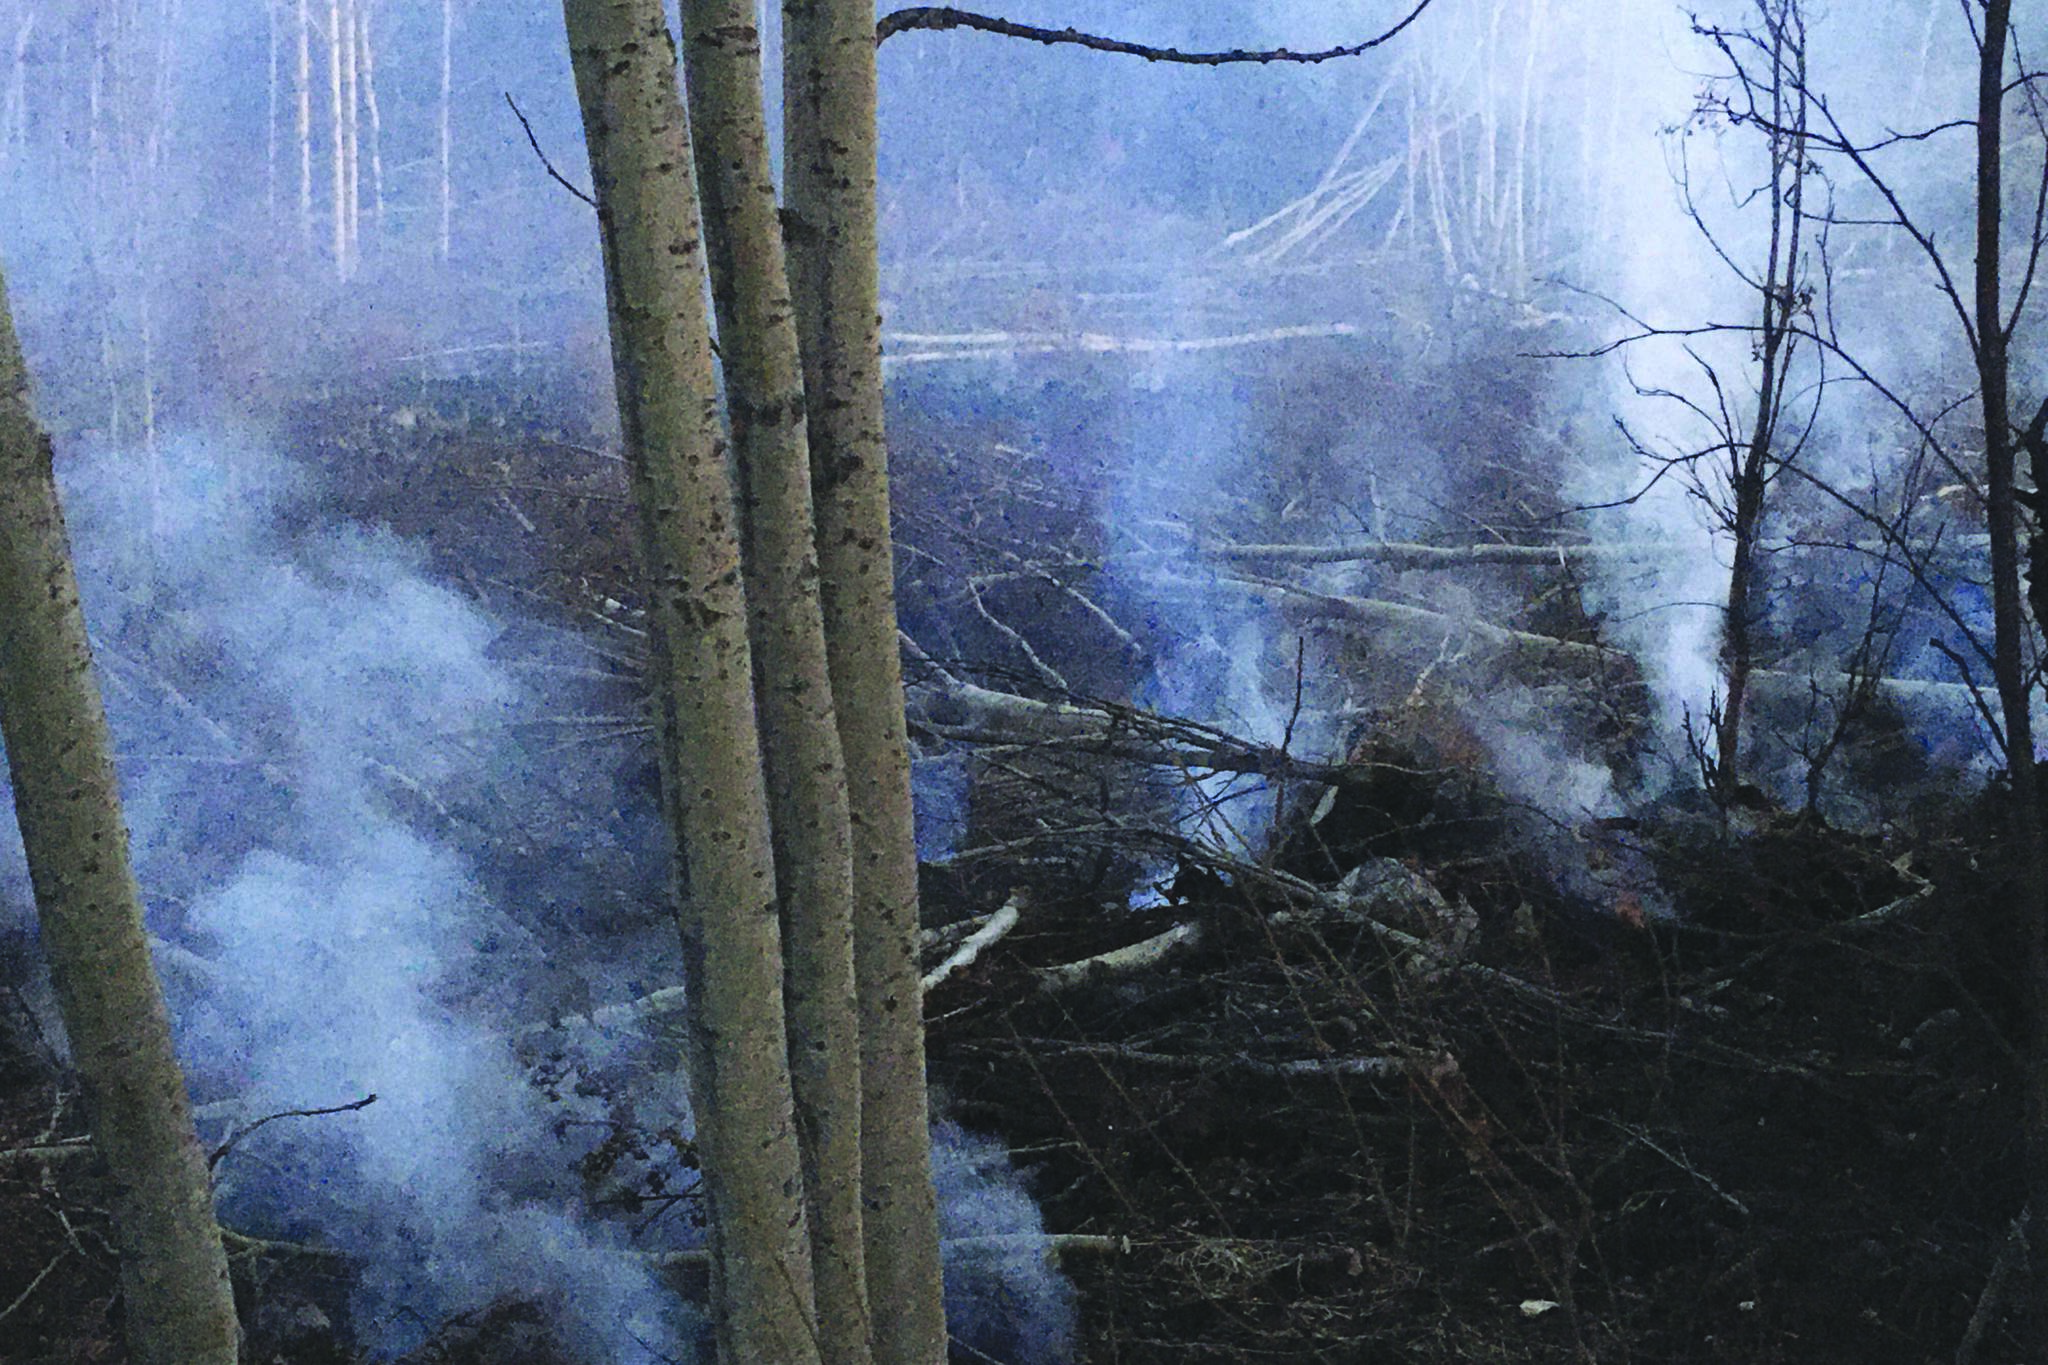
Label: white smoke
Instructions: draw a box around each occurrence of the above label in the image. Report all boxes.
[0,432,1074,1361]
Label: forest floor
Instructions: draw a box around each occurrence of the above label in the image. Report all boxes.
[0,368,2037,1364]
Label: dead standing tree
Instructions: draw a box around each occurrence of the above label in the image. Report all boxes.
[1972,1,2048,1344]
[1677,0,2048,1345]
[1580,0,1828,798]
[1691,1,1817,794]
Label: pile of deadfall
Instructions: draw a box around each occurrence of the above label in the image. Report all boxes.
[0,375,2039,1363]
[2,749,2029,1364]
[919,729,2031,1365]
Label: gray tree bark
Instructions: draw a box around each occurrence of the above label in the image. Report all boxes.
[783,2,949,1359]
[561,3,821,1359]
[680,5,872,1362]
[0,263,239,1365]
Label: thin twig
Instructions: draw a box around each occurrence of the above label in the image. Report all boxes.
[505,92,595,207]
[0,1249,68,1325]
[209,1094,378,1171]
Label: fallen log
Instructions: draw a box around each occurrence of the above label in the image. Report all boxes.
[644,1232,1130,1268]
[906,671,1354,783]
[1035,922,1201,994]
[881,322,1361,368]
[1226,577,2006,712]
[1117,534,1989,570]
[1001,1038,1460,1082]
[1229,576,1627,666]
[0,1138,95,1168]
[1129,540,1648,569]
[922,896,1023,993]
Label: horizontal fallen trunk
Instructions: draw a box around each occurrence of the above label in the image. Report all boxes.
[519,897,1029,1042]
[0,1138,95,1167]
[510,986,690,1042]
[881,322,1360,368]
[906,671,1353,782]
[996,1037,1460,1081]
[1223,577,2005,712]
[1243,578,1624,664]
[1128,540,1651,569]
[921,897,1022,992]
[1117,534,1990,570]
[1035,921,1200,993]
[645,1232,1130,1267]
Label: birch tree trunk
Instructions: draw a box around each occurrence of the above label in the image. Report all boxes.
[0,264,238,1365]
[296,0,311,247]
[265,0,278,213]
[679,6,872,1363]
[324,0,344,275]
[340,0,359,271]
[438,0,453,261]
[561,2,820,1360]
[357,2,383,235]
[783,2,948,1360]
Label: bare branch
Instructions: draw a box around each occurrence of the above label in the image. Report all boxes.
[208,1094,378,1171]
[877,3,1436,64]
[504,92,595,208]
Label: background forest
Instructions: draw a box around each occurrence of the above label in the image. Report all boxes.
[0,0,2043,1361]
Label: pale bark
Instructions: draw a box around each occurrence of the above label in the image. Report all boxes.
[680,4,870,1361]
[438,0,454,261]
[358,3,383,234]
[296,0,311,246]
[784,2,948,1355]
[265,0,278,212]
[0,265,238,1365]
[562,2,819,1359]
[325,0,344,275]
[3,15,29,166]
[882,321,1360,367]
[1131,534,1987,569]
[340,0,358,269]
[921,898,1021,993]
[1034,922,1198,994]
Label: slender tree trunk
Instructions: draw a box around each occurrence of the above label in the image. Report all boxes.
[296,0,311,247]
[438,0,453,261]
[783,3,948,1361]
[325,0,344,276]
[1507,0,1544,282]
[340,0,358,271]
[1975,2,2048,1347]
[679,6,872,1363]
[0,263,238,1365]
[561,3,821,1360]
[1718,3,1805,793]
[358,2,383,236]
[266,1,278,213]
[85,26,122,447]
